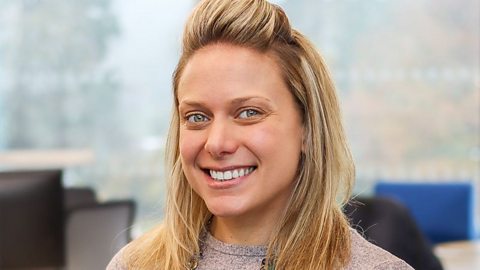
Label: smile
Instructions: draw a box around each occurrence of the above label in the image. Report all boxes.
[209,167,256,181]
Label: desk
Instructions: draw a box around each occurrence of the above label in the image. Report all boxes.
[434,240,480,270]
[0,149,93,169]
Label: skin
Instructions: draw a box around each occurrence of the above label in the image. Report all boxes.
[177,43,304,245]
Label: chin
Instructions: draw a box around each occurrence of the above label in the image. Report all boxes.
[205,199,248,218]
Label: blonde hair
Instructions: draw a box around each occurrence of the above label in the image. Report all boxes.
[125,0,355,269]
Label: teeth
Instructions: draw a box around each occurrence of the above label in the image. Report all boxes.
[209,167,255,181]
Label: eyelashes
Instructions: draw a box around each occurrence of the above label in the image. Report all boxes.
[238,109,260,119]
[186,113,209,123]
[182,108,265,128]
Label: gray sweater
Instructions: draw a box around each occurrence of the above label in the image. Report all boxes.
[107,229,413,269]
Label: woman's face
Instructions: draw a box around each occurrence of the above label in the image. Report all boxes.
[177,43,304,220]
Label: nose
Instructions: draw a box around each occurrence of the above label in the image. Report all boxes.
[204,119,238,159]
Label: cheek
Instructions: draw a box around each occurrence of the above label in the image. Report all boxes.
[179,130,203,165]
[179,131,205,191]
[244,126,274,153]
[244,127,275,148]
[246,123,302,156]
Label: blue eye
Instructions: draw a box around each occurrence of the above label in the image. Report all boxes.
[186,114,208,123]
[238,109,260,119]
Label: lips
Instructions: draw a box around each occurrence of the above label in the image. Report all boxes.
[207,166,256,181]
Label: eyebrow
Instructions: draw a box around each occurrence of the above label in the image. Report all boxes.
[178,100,207,109]
[178,96,273,109]
[231,96,272,106]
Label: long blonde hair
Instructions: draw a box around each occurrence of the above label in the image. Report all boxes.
[125,0,355,269]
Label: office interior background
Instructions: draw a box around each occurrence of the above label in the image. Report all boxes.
[0,0,478,237]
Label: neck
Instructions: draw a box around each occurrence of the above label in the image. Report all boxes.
[209,207,285,246]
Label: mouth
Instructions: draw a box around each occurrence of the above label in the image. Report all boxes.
[202,166,257,182]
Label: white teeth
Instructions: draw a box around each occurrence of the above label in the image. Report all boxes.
[209,167,256,181]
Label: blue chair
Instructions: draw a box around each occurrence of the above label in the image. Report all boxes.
[374,181,476,245]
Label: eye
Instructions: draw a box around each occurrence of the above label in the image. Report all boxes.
[238,109,260,119]
[186,113,209,123]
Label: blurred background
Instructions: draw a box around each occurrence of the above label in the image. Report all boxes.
[0,0,478,243]
[0,0,480,231]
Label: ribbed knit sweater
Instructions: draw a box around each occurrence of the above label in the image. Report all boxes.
[107,229,413,270]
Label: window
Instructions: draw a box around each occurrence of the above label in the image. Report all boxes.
[281,0,479,193]
[1,0,478,234]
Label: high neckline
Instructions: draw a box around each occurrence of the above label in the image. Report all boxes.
[204,231,268,257]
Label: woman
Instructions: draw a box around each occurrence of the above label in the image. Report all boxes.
[108,0,413,269]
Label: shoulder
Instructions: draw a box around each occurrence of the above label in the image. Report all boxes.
[346,229,414,270]
[106,245,129,270]
[106,224,165,270]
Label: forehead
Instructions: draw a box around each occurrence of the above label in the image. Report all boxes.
[176,43,286,101]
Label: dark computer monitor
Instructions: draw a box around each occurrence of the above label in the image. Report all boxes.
[0,169,65,269]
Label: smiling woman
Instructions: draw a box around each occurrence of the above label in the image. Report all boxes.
[106,0,413,269]
[178,44,304,239]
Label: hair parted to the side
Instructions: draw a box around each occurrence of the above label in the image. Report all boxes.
[124,0,355,269]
